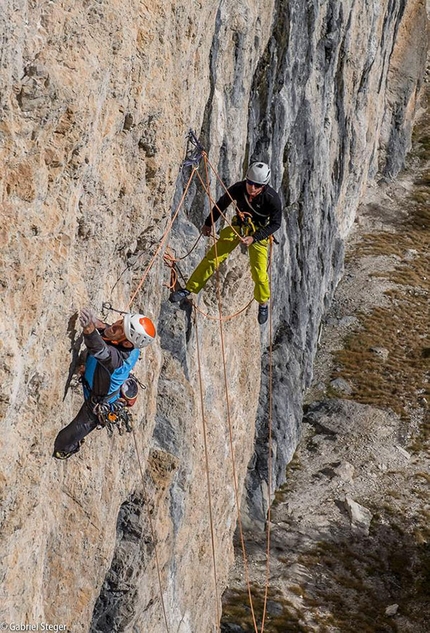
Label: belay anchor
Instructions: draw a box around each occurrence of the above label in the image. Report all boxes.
[183,129,205,168]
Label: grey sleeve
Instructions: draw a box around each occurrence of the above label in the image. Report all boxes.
[83,330,125,372]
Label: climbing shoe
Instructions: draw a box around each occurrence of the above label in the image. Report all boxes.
[258,304,269,325]
[169,287,191,303]
[53,440,83,460]
[53,449,76,460]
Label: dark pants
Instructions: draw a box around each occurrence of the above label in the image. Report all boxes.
[54,400,99,455]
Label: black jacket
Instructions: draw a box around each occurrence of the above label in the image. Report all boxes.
[204,180,282,242]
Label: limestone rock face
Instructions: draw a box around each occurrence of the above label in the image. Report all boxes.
[0,1,427,632]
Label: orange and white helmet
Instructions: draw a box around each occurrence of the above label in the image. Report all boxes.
[123,313,156,348]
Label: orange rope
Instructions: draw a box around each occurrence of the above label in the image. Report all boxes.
[192,298,253,322]
[194,306,221,632]
[212,257,259,633]
[202,152,276,633]
[201,153,259,633]
[127,165,197,310]
[119,141,275,633]
[126,164,198,633]
[162,250,179,290]
[204,153,239,205]
[195,161,243,242]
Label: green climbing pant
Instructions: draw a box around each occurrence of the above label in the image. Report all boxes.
[185,225,270,304]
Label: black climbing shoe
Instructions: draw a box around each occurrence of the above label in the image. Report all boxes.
[53,449,77,460]
[53,440,83,460]
[258,304,269,325]
[169,288,191,303]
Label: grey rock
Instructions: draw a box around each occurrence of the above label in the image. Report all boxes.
[330,377,353,394]
[345,496,373,536]
[395,445,412,460]
[339,316,359,327]
[369,346,389,361]
[334,462,355,482]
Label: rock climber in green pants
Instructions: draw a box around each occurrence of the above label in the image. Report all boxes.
[169,162,282,324]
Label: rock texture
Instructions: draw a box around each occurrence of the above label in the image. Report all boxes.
[221,88,430,627]
[0,1,427,632]
[245,0,428,526]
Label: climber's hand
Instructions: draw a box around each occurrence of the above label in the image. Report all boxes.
[201,225,212,237]
[242,236,254,247]
[79,307,95,329]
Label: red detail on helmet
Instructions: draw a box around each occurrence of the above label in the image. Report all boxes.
[140,316,156,338]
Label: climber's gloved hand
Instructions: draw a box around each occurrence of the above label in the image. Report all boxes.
[79,307,95,329]
[201,224,211,237]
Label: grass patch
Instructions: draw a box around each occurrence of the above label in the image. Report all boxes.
[221,584,308,632]
[330,190,430,427]
[413,472,430,484]
[273,451,303,506]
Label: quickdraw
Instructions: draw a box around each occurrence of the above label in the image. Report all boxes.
[183,129,205,168]
[92,399,133,436]
[234,211,256,237]
[101,301,127,318]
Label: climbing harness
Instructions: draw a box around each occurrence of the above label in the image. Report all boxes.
[92,397,133,436]
[81,329,145,438]
[87,373,143,437]
[232,212,256,254]
[233,211,256,237]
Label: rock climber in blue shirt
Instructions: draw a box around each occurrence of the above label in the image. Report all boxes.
[53,307,156,460]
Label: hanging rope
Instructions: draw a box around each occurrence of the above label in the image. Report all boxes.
[195,150,275,633]
[171,233,203,262]
[199,144,260,630]
[192,297,254,322]
[194,307,221,631]
[106,130,276,633]
[196,158,243,241]
[162,249,193,292]
[161,229,203,291]
[114,156,200,632]
[204,153,240,208]
[163,250,179,291]
[211,245,260,633]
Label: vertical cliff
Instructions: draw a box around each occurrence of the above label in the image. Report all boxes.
[0,1,427,632]
[243,0,428,524]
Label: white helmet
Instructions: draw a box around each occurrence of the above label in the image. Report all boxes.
[246,162,271,186]
[123,313,156,348]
